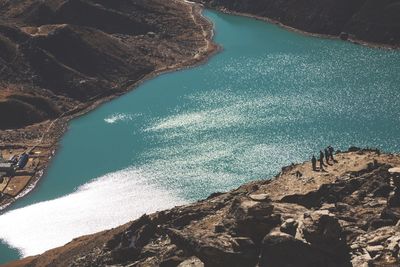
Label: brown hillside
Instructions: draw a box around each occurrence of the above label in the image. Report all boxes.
[0,0,210,130]
[195,0,400,45]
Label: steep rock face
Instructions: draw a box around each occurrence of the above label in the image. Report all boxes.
[6,150,400,267]
[0,0,211,129]
[195,0,400,45]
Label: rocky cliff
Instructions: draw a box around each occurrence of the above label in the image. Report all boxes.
[6,148,400,266]
[194,0,400,46]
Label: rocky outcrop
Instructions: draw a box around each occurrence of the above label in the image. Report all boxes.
[5,149,400,267]
[194,0,400,46]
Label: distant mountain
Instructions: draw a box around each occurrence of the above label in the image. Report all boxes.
[195,0,400,45]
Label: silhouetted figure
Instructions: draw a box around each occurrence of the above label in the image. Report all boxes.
[324,148,330,164]
[319,151,324,164]
[295,170,302,178]
[328,145,335,161]
[319,157,324,171]
[311,155,317,171]
[319,150,325,170]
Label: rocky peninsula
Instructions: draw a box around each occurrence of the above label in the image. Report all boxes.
[4,148,400,266]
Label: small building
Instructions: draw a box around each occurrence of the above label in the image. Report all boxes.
[17,153,29,169]
[9,155,18,165]
[0,162,14,175]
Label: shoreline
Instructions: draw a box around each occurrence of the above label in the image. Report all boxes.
[0,0,220,212]
[208,6,400,50]
[1,1,398,212]
[5,148,400,266]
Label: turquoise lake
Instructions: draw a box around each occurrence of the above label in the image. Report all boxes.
[1,10,400,263]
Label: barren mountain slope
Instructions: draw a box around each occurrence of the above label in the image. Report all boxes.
[194,0,400,46]
[0,0,212,130]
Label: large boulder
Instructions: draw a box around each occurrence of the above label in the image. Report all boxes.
[260,231,349,267]
[166,229,258,267]
[105,215,156,264]
[297,212,351,266]
[280,218,298,236]
[224,197,281,243]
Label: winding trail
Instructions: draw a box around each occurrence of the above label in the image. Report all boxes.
[184,0,214,58]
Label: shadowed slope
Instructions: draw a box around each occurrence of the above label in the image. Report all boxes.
[0,0,210,129]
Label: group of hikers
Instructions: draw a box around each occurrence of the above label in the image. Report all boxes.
[311,145,335,171]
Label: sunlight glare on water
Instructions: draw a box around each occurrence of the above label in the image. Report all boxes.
[0,10,399,261]
[0,168,184,256]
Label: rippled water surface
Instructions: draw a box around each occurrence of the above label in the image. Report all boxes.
[1,10,400,262]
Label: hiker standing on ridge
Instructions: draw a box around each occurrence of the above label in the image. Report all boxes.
[319,150,325,171]
[311,155,317,171]
[319,151,324,165]
[328,145,335,161]
[324,148,330,164]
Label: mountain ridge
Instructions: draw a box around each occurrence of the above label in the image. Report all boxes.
[194,0,400,47]
[5,148,400,266]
